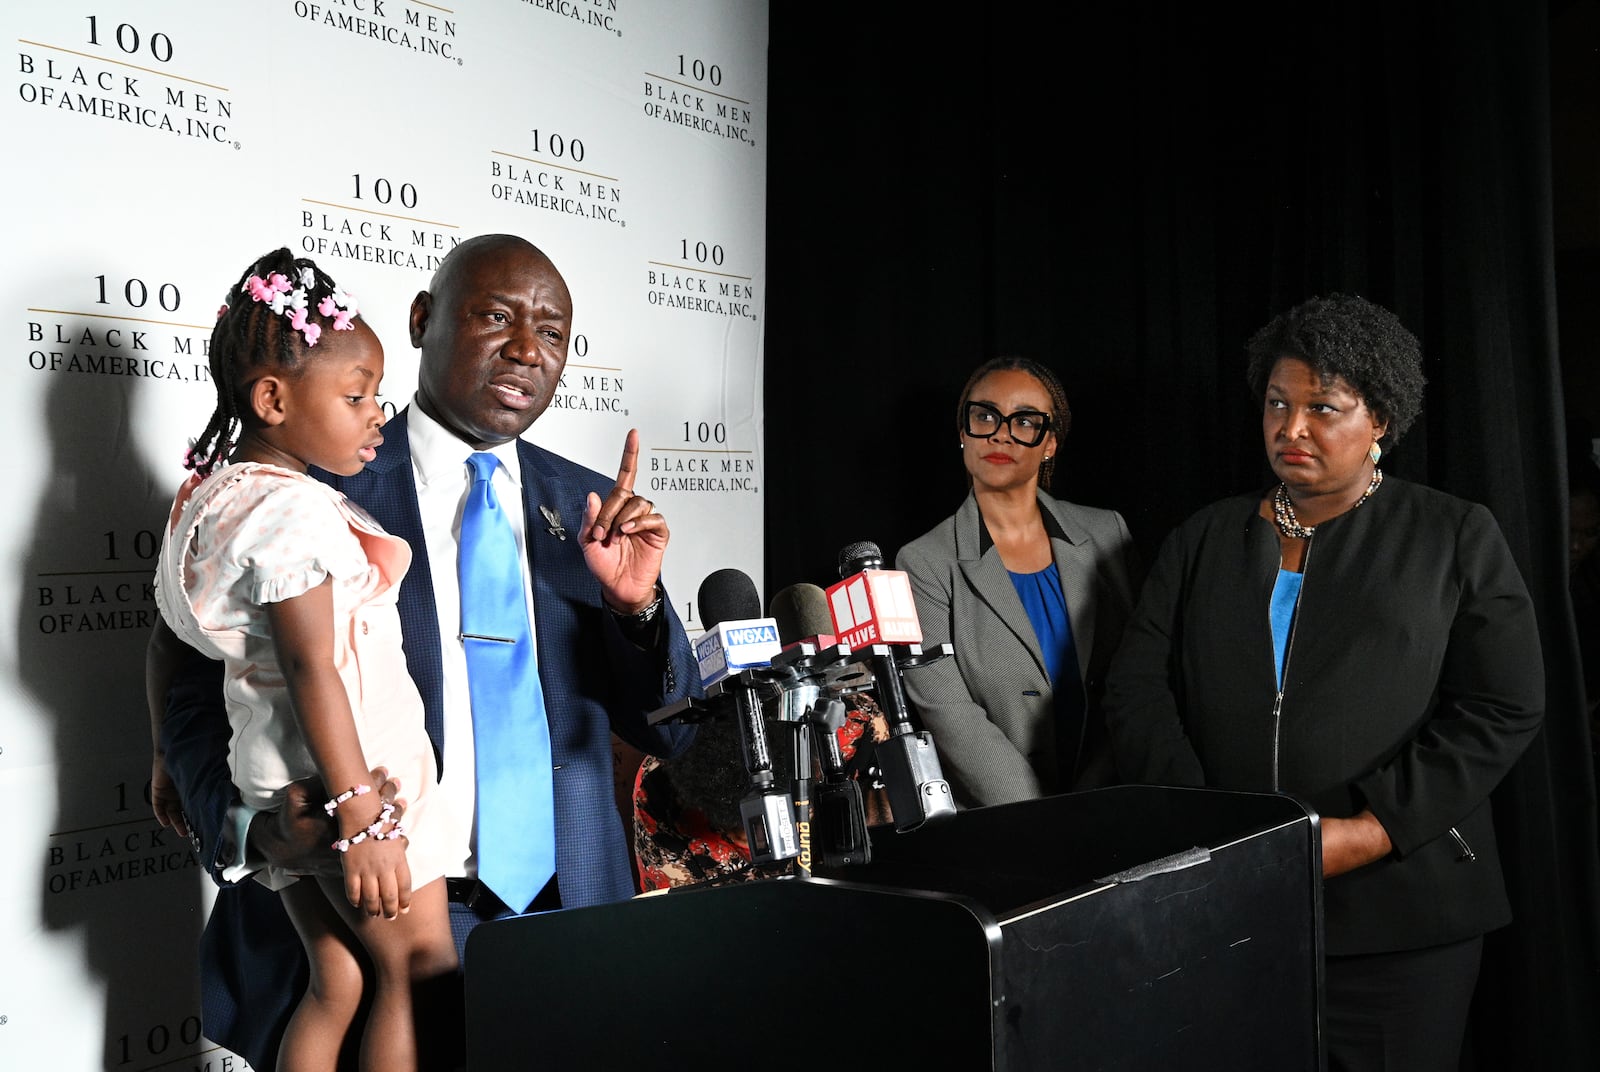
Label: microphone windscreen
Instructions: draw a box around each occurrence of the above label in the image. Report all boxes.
[837,540,884,577]
[698,568,762,629]
[768,582,833,645]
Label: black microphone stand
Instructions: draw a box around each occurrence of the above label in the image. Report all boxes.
[834,541,959,831]
[730,670,799,867]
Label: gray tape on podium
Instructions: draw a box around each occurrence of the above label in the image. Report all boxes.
[1096,845,1212,883]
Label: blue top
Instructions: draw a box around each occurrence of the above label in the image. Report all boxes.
[1269,568,1305,689]
[1010,560,1089,784]
[1010,561,1077,686]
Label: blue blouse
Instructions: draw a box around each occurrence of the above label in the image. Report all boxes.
[1269,568,1304,689]
[1010,560,1089,784]
[1009,561,1078,690]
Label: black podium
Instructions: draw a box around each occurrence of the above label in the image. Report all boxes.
[464,785,1323,1070]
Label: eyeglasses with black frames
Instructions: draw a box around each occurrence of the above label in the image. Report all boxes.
[962,402,1052,447]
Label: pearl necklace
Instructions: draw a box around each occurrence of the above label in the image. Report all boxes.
[1272,468,1383,540]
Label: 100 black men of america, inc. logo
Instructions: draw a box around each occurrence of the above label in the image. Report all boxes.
[26,271,213,385]
[489,127,627,227]
[17,16,236,146]
[46,822,199,896]
[643,55,759,147]
[293,0,460,64]
[300,173,460,274]
[648,420,759,498]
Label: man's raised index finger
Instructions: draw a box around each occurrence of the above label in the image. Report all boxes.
[614,428,641,493]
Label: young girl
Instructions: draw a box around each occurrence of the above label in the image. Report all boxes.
[145,249,457,1071]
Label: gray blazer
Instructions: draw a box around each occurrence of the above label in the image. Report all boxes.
[895,490,1139,808]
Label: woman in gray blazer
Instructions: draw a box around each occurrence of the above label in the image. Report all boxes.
[896,357,1140,809]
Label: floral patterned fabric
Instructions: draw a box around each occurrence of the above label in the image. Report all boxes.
[633,695,890,892]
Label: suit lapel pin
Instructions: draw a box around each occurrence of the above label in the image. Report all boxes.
[540,504,567,540]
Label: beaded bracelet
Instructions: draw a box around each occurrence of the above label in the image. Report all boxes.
[324,784,372,816]
[332,801,407,853]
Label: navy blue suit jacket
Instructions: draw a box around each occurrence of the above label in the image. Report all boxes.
[161,410,697,1069]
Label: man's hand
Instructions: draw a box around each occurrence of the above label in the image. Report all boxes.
[582,428,669,613]
[150,754,190,839]
[251,766,407,878]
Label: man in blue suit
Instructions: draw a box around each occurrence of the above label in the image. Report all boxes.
[160,233,698,1069]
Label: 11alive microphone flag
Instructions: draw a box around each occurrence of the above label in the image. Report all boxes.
[695,618,783,686]
[825,568,921,648]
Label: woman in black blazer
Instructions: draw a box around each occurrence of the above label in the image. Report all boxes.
[896,357,1140,808]
[1103,295,1545,1072]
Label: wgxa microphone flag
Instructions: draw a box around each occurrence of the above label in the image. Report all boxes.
[694,618,782,687]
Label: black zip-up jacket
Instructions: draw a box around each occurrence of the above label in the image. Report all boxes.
[1104,476,1544,955]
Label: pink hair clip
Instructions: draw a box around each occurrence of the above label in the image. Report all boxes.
[289,307,322,347]
[317,288,359,332]
[239,266,351,348]
[242,272,291,305]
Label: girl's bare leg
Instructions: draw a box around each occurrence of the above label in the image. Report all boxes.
[318,875,459,1072]
[278,879,367,1072]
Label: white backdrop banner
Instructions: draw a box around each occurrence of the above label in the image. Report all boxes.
[2,1,767,1066]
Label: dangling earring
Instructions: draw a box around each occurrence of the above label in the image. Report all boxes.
[1369,441,1382,465]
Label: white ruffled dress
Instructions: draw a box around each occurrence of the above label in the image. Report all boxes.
[154,462,450,890]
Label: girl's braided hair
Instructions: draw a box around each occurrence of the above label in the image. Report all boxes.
[185,248,358,476]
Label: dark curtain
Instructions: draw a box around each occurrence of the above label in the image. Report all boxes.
[766,2,1599,1065]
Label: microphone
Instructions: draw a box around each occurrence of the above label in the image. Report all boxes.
[766,578,863,737]
[769,581,872,866]
[766,580,869,691]
[694,568,797,867]
[827,541,956,831]
[695,569,782,687]
[769,581,836,649]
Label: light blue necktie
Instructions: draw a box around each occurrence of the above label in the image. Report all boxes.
[459,452,556,912]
